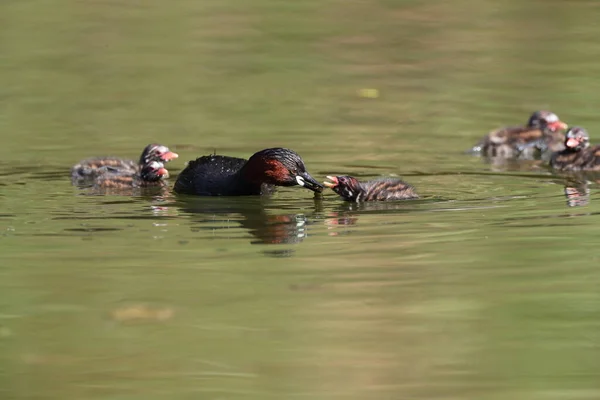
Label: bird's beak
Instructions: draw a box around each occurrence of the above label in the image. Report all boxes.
[295,172,323,193]
[548,121,568,132]
[161,151,179,162]
[158,167,170,178]
[323,176,339,188]
[566,137,580,148]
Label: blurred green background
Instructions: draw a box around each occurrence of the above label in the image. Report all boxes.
[2,0,600,399]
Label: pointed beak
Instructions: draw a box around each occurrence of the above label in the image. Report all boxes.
[566,137,580,148]
[323,176,339,188]
[296,171,323,193]
[548,121,568,132]
[158,167,169,178]
[161,151,179,162]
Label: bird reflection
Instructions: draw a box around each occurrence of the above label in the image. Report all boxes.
[483,157,547,173]
[477,156,597,208]
[243,212,309,245]
[172,196,323,250]
[75,184,172,197]
[563,181,590,208]
[324,200,417,235]
[559,173,600,208]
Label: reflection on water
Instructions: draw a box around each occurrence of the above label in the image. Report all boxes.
[4,159,600,398]
[4,0,600,398]
[482,157,547,173]
[174,196,316,249]
[551,172,600,208]
[480,159,596,208]
[3,166,600,399]
[564,180,591,208]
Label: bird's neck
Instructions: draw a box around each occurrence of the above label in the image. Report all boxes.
[232,166,268,195]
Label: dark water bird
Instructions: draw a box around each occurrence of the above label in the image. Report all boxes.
[471,111,568,158]
[173,148,323,196]
[550,126,600,171]
[94,161,170,189]
[71,144,178,184]
[324,175,418,202]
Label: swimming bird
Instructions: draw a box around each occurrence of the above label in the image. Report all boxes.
[550,126,600,171]
[471,111,567,158]
[71,144,178,184]
[94,160,170,189]
[174,148,323,196]
[324,175,418,202]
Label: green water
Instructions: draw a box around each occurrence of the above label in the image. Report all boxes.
[2,0,600,399]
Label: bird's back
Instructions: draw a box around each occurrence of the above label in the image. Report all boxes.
[94,172,142,189]
[71,157,138,184]
[362,178,419,201]
[174,155,251,195]
[552,145,600,172]
[474,126,544,158]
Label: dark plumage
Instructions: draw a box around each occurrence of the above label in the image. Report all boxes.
[550,127,600,172]
[94,161,170,189]
[471,111,567,158]
[71,144,178,184]
[173,148,323,196]
[324,175,418,202]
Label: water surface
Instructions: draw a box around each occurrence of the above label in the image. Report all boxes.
[2,0,600,399]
